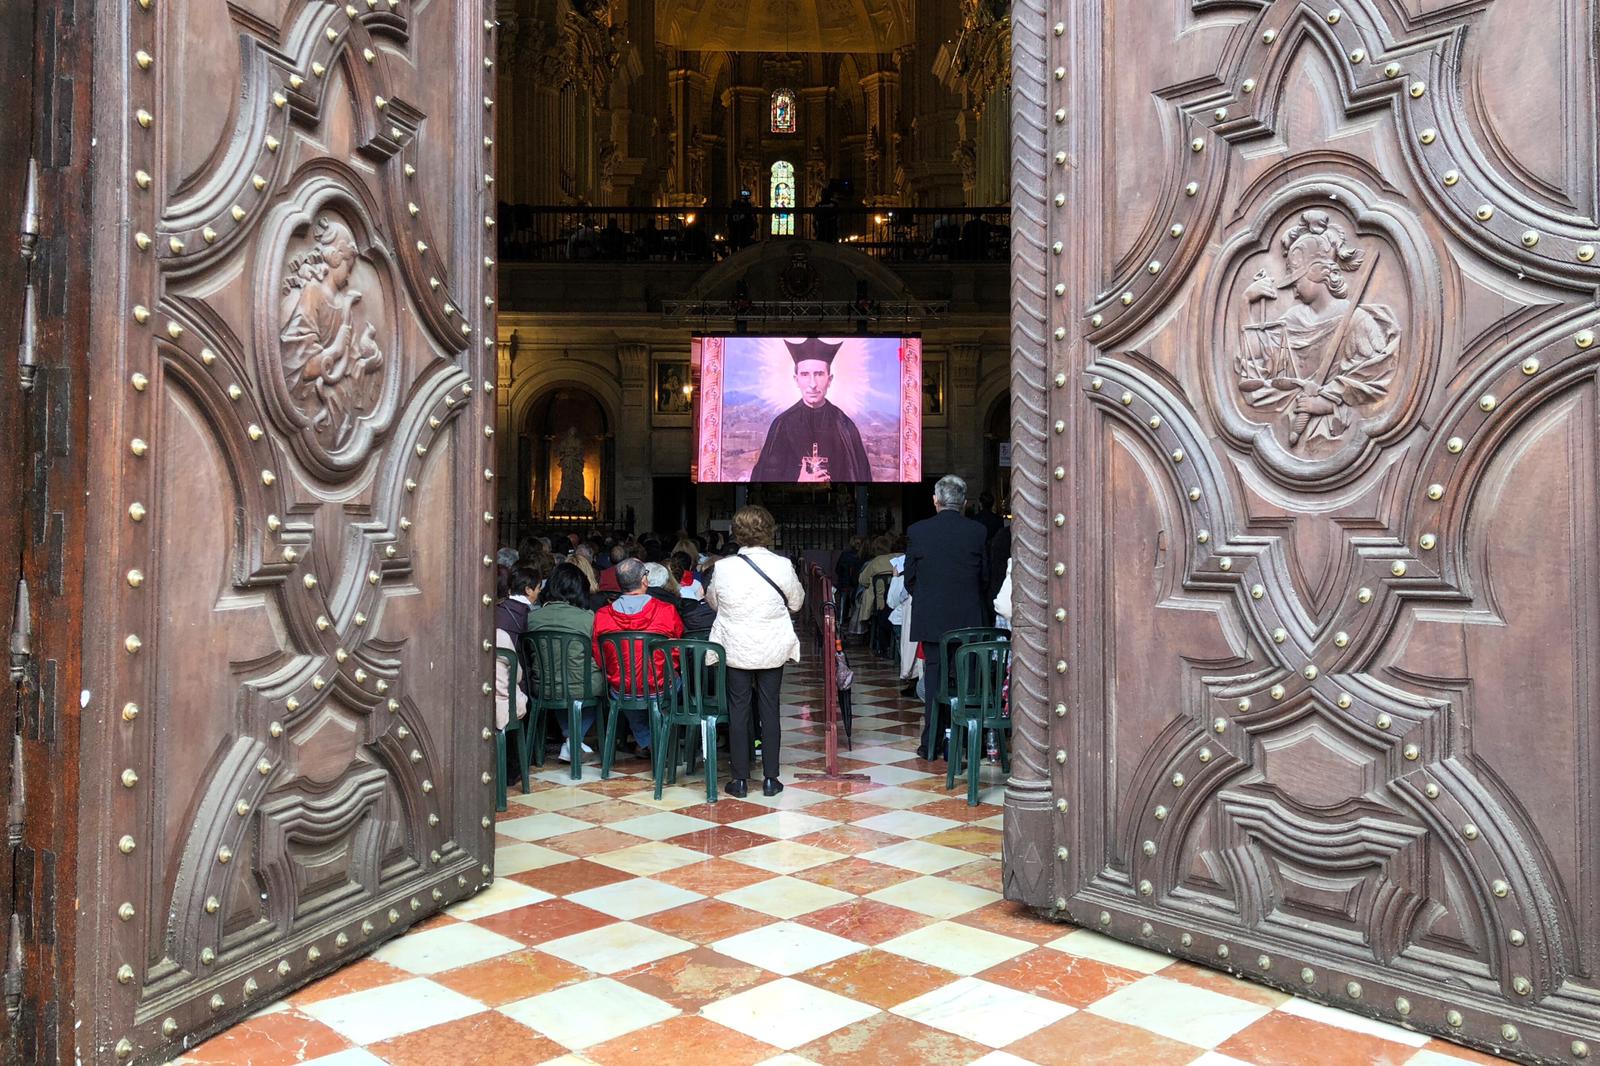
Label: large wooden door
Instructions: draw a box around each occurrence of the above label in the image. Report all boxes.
[1007,1,1600,1062]
[74,0,496,1059]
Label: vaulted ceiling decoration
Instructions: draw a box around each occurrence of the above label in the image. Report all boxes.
[656,0,912,54]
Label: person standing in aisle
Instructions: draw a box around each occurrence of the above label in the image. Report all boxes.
[707,505,805,797]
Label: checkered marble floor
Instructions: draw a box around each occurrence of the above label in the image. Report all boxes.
[171,658,1510,1066]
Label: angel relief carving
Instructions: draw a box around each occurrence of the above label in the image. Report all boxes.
[279,216,386,449]
[1235,210,1400,448]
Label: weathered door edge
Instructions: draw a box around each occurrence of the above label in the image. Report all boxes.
[1001,0,1063,912]
[9,0,94,1060]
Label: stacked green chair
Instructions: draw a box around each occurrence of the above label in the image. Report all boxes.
[946,638,1012,805]
[650,636,729,802]
[492,647,535,810]
[523,629,604,782]
[595,630,669,780]
[934,627,1008,756]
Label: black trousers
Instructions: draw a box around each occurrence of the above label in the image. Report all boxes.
[728,665,784,781]
[920,640,953,759]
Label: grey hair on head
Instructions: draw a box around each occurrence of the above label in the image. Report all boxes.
[934,474,967,511]
[615,557,648,592]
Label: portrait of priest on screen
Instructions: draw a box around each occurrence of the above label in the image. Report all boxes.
[750,338,873,483]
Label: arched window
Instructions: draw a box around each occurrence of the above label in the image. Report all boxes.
[770,161,795,235]
[771,88,796,134]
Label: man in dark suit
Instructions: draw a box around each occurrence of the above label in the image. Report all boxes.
[904,474,990,760]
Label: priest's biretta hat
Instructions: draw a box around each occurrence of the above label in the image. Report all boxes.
[785,338,844,366]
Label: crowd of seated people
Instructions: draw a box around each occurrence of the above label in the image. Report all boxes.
[493,482,1014,794]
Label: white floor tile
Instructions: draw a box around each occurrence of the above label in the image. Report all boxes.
[702,977,878,1049]
[566,877,705,920]
[588,841,708,876]
[300,977,485,1044]
[370,923,523,976]
[511,788,608,813]
[300,1050,393,1066]
[739,787,834,811]
[1043,929,1175,974]
[892,976,1073,1047]
[728,811,841,840]
[847,786,940,810]
[494,842,577,875]
[965,1052,1045,1066]
[860,839,980,874]
[1280,996,1429,1047]
[725,840,845,874]
[1088,975,1271,1049]
[619,785,710,811]
[496,811,595,842]
[878,920,1032,975]
[710,920,864,976]
[843,745,919,765]
[851,809,963,839]
[865,875,999,919]
[863,764,932,786]
[445,878,554,921]
[716,875,854,919]
[500,976,679,1050]
[608,810,718,840]
[536,921,693,974]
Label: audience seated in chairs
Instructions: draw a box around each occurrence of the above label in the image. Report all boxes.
[524,562,603,762]
[593,559,684,760]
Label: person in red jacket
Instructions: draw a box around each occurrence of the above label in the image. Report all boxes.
[593,558,684,757]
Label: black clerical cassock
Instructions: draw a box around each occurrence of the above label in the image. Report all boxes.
[750,339,873,482]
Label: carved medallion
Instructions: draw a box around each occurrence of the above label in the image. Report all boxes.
[256,176,403,480]
[1203,178,1440,488]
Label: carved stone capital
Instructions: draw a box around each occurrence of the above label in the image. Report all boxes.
[616,343,649,385]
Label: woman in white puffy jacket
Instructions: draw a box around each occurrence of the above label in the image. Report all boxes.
[707,505,805,798]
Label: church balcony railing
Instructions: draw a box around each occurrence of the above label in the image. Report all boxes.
[493,204,1010,264]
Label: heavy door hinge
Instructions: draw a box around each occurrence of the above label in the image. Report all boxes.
[7,579,28,687]
[6,734,20,851]
[17,158,39,393]
[3,914,19,1024]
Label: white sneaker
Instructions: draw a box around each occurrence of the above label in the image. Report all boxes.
[558,740,593,761]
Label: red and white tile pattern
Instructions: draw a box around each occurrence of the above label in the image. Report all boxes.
[169,660,1510,1066]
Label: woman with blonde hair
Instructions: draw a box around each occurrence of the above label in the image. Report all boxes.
[707,505,804,797]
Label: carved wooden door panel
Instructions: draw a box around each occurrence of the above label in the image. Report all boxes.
[1007,1,1600,1061]
[76,0,496,1060]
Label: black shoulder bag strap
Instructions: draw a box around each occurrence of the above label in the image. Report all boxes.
[740,554,790,608]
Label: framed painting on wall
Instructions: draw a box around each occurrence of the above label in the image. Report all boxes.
[653,358,695,426]
[922,358,947,427]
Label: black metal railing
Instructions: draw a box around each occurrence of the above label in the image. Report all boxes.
[495,204,1010,264]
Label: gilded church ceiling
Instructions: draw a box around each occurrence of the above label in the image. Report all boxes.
[655,0,912,53]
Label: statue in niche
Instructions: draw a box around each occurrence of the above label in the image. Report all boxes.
[279,217,385,448]
[1235,210,1399,447]
[552,427,592,513]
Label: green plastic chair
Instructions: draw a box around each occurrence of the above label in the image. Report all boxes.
[946,638,1012,805]
[493,647,534,810]
[524,629,603,781]
[933,627,1009,753]
[650,637,729,803]
[595,630,671,780]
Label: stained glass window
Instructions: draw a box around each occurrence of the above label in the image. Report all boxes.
[771,88,796,134]
[770,161,795,236]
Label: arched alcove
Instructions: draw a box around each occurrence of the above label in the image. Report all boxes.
[521,385,612,528]
[984,390,1012,510]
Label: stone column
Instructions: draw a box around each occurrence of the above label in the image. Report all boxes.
[616,343,651,524]
[859,69,901,204]
[949,343,984,486]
